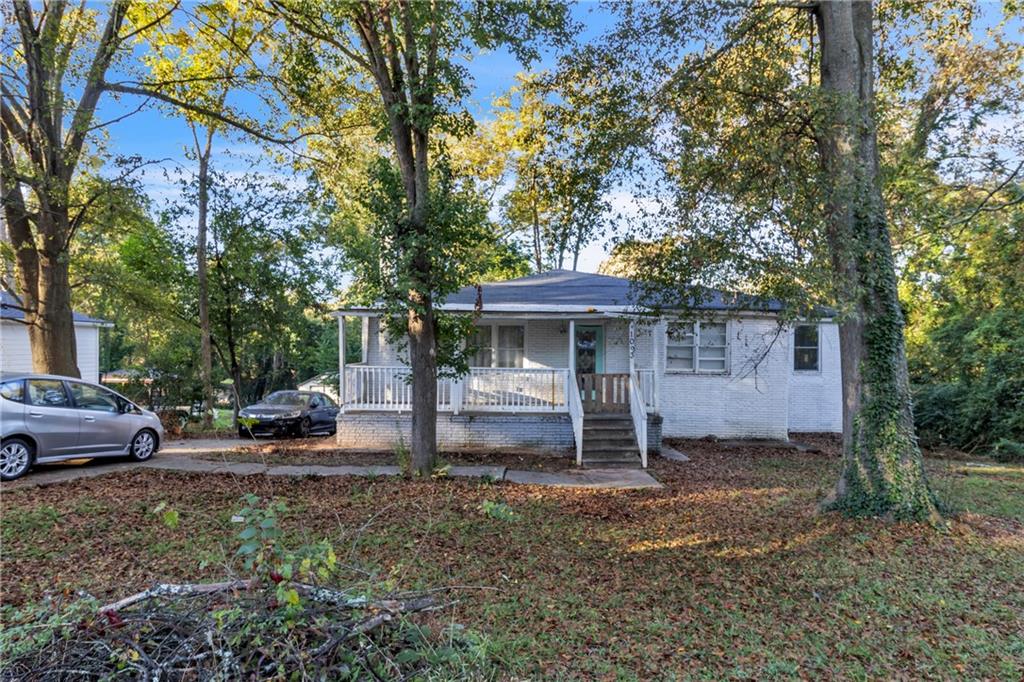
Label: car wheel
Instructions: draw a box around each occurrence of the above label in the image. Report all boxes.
[295,418,311,438]
[238,426,254,440]
[130,429,158,461]
[0,438,33,481]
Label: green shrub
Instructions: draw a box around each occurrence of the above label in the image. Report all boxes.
[912,383,969,448]
[479,500,517,522]
[991,439,1024,463]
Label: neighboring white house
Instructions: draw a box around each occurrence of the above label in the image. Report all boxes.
[0,292,112,383]
[298,373,339,402]
[332,270,842,468]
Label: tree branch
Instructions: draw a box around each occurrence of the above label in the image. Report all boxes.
[949,159,1024,230]
[63,0,131,178]
[101,82,310,146]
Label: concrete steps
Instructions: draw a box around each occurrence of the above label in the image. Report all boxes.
[581,414,641,468]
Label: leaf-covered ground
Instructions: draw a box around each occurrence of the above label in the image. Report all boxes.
[201,437,578,470]
[3,439,1022,680]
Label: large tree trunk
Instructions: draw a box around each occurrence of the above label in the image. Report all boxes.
[5,202,81,377]
[24,244,80,377]
[814,1,938,521]
[196,135,215,428]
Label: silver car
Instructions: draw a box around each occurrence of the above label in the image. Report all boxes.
[0,373,164,481]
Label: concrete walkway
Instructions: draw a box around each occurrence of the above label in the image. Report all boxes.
[658,444,691,463]
[3,451,662,491]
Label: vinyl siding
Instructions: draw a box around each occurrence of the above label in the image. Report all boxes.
[0,321,101,383]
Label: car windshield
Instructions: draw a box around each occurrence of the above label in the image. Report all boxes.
[262,391,309,406]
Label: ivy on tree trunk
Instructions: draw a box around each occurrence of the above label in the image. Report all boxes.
[813,1,939,522]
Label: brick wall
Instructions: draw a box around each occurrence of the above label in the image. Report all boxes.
[657,317,791,440]
[647,413,663,453]
[336,412,574,452]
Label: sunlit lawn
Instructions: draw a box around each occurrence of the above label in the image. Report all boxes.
[2,441,1022,680]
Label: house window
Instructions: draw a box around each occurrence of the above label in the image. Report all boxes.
[666,324,695,370]
[794,324,819,371]
[698,322,728,371]
[469,326,493,367]
[470,324,525,368]
[667,321,728,373]
[496,325,525,368]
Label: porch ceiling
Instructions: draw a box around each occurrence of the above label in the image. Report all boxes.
[332,309,643,320]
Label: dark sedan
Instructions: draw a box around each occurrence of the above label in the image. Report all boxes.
[238,391,339,438]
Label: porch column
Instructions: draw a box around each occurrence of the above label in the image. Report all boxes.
[338,315,346,412]
[568,319,576,371]
[628,319,636,376]
[654,318,665,415]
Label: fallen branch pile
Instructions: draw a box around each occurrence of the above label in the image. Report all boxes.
[1,580,489,681]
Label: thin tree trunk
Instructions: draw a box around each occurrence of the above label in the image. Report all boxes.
[407,286,437,475]
[814,1,938,521]
[350,2,442,475]
[531,169,543,271]
[405,117,438,476]
[195,127,215,428]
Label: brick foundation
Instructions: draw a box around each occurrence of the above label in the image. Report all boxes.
[337,412,574,453]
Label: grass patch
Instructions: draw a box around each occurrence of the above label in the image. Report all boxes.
[2,442,1022,679]
[927,459,1024,521]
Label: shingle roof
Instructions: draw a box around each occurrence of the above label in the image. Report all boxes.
[441,269,783,313]
[1,291,112,326]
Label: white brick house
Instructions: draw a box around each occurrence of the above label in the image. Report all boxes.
[334,270,841,467]
[1,292,112,383]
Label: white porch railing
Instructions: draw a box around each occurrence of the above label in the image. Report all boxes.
[566,369,584,465]
[628,373,649,468]
[634,368,656,413]
[462,368,567,411]
[343,365,454,411]
[343,365,568,414]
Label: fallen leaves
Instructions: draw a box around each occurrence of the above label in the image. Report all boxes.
[2,437,1023,679]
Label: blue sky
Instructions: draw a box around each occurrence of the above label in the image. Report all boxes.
[95,2,619,272]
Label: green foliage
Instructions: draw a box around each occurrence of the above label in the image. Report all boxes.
[567,2,1022,323]
[151,501,180,530]
[233,494,289,572]
[904,208,1024,453]
[345,155,505,374]
[479,500,518,522]
[488,73,615,271]
[991,440,1024,463]
[394,437,412,476]
[0,506,61,545]
[0,596,101,663]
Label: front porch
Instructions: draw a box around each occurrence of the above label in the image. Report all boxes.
[336,315,660,467]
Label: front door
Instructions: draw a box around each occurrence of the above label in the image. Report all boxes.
[575,325,604,375]
[574,326,628,412]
